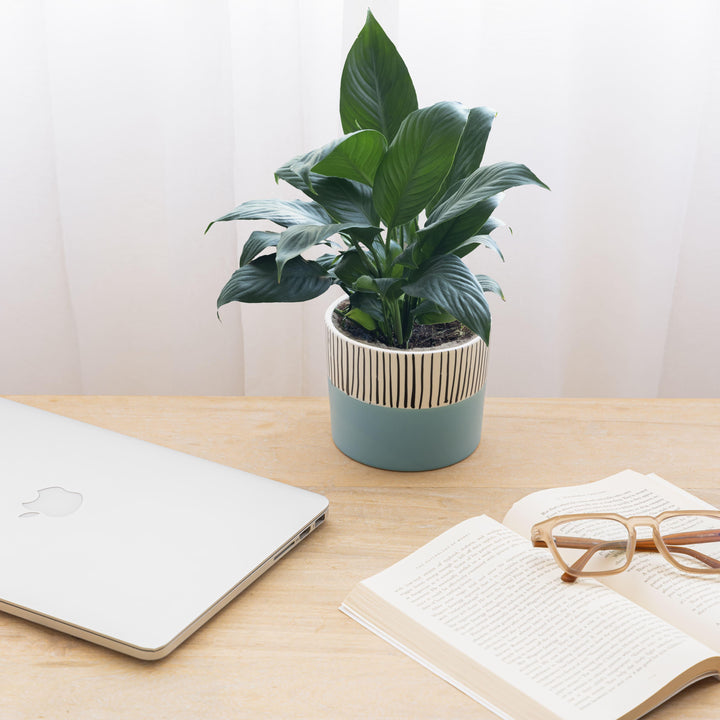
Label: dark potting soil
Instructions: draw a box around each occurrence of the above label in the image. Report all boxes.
[333,301,475,350]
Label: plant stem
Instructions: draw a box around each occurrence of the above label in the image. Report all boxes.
[345,235,377,275]
[368,240,384,276]
[392,300,404,345]
[401,297,410,348]
[386,226,398,257]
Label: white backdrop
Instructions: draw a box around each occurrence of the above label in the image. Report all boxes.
[1,0,719,397]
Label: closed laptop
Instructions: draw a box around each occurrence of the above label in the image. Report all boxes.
[0,398,328,659]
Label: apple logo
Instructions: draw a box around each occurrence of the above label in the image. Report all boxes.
[19,486,83,518]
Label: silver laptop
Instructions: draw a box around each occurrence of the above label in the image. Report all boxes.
[0,398,328,660]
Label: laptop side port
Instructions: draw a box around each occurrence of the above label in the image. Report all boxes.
[272,539,296,561]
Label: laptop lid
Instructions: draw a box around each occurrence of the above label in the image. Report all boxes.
[0,398,328,660]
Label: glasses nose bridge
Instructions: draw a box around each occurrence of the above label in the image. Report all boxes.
[626,515,660,533]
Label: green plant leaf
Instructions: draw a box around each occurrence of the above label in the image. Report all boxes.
[286,139,344,190]
[217,255,332,309]
[478,216,506,235]
[312,130,388,186]
[310,176,380,225]
[240,231,280,266]
[445,106,497,187]
[275,150,318,193]
[418,194,502,259]
[419,161,547,253]
[354,275,377,292]
[477,274,505,300]
[373,102,469,228]
[340,10,417,141]
[275,147,381,225]
[393,241,422,269]
[349,292,384,321]
[453,234,505,261]
[206,199,332,232]
[427,106,496,213]
[402,254,491,343]
[374,277,403,299]
[314,253,338,271]
[276,222,379,280]
[412,300,456,325]
[332,249,371,286]
[346,307,377,331]
[427,161,548,227]
[276,134,362,191]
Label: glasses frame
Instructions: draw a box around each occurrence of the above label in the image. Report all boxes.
[531,510,720,582]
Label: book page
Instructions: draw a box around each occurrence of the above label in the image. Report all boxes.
[348,515,715,720]
[503,469,720,652]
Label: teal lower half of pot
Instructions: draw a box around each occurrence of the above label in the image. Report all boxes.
[327,382,485,471]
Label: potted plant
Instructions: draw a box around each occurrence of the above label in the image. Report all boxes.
[207,10,548,471]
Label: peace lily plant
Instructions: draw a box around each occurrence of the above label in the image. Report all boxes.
[207,10,548,349]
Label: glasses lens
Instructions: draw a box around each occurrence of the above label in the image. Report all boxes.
[658,514,720,572]
[551,517,631,575]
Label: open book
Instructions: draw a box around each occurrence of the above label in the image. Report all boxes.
[340,470,720,720]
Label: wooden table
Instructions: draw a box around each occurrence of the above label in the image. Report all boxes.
[2,396,719,719]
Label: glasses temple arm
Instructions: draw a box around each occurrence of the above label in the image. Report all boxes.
[559,539,628,582]
[636,537,720,568]
[544,534,720,582]
[532,536,627,582]
[656,528,720,546]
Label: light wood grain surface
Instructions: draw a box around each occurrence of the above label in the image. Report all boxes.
[2,396,719,719]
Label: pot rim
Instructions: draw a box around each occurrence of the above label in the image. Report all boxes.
[325,296,485,356]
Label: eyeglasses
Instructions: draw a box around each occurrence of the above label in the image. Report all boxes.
[531,511,720,583]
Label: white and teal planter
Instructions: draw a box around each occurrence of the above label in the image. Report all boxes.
[325,299,488,471]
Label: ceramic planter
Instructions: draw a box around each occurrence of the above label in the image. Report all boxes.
[325,298,488,471]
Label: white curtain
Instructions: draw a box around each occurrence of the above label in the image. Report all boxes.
[1,0,718,397]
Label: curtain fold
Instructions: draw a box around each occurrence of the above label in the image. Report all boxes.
[1,0,718,397]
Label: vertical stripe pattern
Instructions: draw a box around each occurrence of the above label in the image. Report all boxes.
[325,305,488,410]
